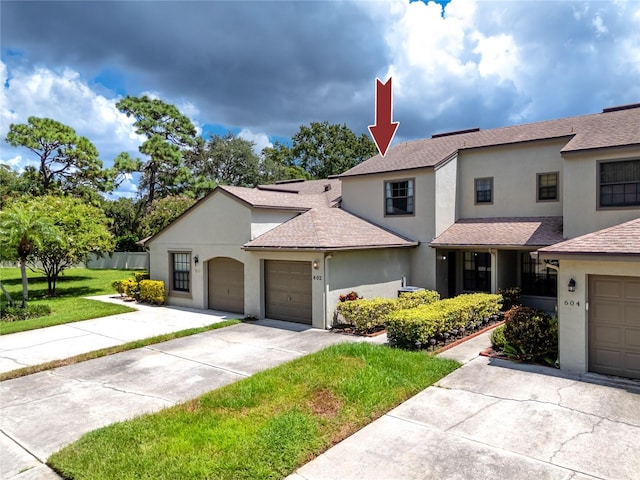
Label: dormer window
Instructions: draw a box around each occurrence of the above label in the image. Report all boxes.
[385,179,414,216]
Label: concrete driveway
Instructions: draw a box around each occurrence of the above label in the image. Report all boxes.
[289,344,640,480]
[1,319,381,480]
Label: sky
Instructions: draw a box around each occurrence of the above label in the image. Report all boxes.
[1,0,639,197]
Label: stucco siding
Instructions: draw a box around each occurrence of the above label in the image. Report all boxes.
[458,139,565,219]
[435,156,458,237]
[251,210,298,240]
[326,249,412,327]
[148,192,252,310]
[554,257,640,373]
[563,148,640,238]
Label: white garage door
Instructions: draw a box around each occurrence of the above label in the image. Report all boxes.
[265,260,312,324]
[589,275,640,379]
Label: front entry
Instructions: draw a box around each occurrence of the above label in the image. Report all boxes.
[208,257,244,313]
[264,260,312,324]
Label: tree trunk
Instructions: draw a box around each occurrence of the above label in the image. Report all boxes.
[20,257,28,308]
[0,281,14,307]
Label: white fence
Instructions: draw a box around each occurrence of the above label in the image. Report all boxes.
[86,252,149,270]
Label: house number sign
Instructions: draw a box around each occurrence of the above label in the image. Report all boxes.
[313,275,322,281]
[564,300,580,306]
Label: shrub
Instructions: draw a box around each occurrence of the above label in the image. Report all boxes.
[336,297,398,333]
[111,280,125,297]
[134,271,150,283]
[120,278,139,300]
[396,290,440,310]
[497,287,521,311]
[139,280,166,305]
[490,324,507,349]
[386,293,502,349]
[1,304,52,322]
[503,306,558,363]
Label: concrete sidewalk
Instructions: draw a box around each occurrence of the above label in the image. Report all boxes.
[1,317,384,480]
[288,333,640,480]
[0,295,239,375]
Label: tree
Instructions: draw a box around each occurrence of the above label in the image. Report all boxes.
[290,121,377,178]
[0,204,59,306]
[116,96,198,207]
[4,117,111,196]
[15,196,114,295]
[186,132,265,195]
[140,195,197,238]
[102,197,143,251]
[260,141,310,184]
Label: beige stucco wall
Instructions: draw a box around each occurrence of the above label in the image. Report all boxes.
[562,147,640,238]
[434,156,458,237]
[251,210,298,239]
[341,169,437,288]
[148,191,252,310]
[325,248,412,327]
[549,256,640,374]
[457,139,565,219]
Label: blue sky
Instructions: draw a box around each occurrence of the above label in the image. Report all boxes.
[1,0,639,197]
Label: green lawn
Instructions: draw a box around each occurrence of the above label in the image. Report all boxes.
[49,342,460,480]
[0,268,138,335]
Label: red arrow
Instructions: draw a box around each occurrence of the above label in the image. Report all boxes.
[368,77,399,157]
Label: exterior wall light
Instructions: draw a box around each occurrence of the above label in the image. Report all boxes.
[568,278,576,292]
[312,259,320,270]
[194,255,199,265]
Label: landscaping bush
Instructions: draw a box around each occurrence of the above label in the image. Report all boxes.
[120,278,139,300]
[386,293,502,349]
[497,287,521,311]
[490,324,507,349]
[134,271,150,283]
[396,289,440,309]
[111,280,125,297]
[503,306,558,364]
[1,304,52,322]
[139,280,166,305]
[336,297,398,333]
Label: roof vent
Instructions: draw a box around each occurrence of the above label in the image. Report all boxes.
[432,127,480,139]
[324,184,331,192]
[602,103,640,113]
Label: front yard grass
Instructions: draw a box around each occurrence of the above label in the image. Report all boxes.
[0,268,137,335]
[49,342,460,480]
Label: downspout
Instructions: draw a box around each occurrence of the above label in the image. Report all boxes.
[324,253,333,329]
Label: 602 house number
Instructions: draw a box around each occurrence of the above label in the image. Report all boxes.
[564,300,580,306]
[313,275,322,281]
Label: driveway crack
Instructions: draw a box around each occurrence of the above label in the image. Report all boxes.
[548,417,604,464]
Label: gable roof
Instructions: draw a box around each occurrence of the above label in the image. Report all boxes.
[342,104,640,177]
[430,217,565,248]
[538,217,640,257]
[244,207,417,251]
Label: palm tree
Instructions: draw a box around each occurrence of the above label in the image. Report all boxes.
[0,206,58,308]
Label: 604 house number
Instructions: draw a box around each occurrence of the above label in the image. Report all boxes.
[564,300,580,306]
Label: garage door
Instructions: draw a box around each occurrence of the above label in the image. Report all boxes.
[208,257,244,313]
[589,275,640,379]
[265,260,312,324]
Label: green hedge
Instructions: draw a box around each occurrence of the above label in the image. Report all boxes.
[335,290,440,334]
[139,280,166,305]
[386,293,502,348]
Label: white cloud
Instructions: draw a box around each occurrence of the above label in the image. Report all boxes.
[592,15,608,34]
[473,32,520,84]
[1,61,144,169]
[238,128,272,155]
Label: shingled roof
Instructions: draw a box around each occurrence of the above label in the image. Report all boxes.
[538,217,640,257]
[244,207,418,251]
[430,217,565,248]
[342,104,640,177]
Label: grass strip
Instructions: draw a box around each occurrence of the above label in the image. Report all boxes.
[48,342,460,480]
[0,319,241,382]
